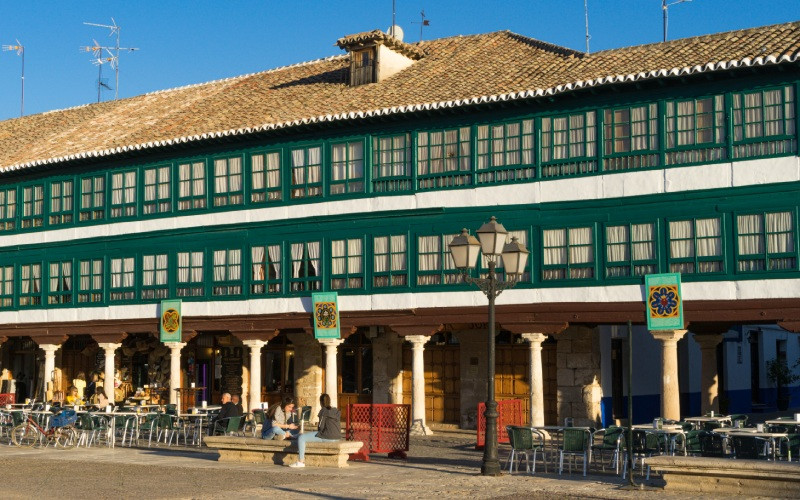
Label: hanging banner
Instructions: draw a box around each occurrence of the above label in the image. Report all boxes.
[312,292,340,339]
[645,273,683,331]
[160,299,182,342]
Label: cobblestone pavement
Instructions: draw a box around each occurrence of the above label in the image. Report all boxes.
[0,430,735,499]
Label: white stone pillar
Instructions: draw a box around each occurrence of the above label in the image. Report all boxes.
[521,333,548,427]
[164,342,186,405]
[319,338,344,408]
[97,343,121,404]
[40,344,60,402]
[406,335,432,435]
[651,330,687,421]
[243,340,267,411]
[695,334,724,416]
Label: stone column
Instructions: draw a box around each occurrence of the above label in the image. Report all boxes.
[164,342,186,405]
[319,338,344,408]
[651,330,687,421]
[521,333,548,427]
[406,335,432,435]
[695,334,724,415]
[40,344,60,401]
[243,340,267,411]
[287,332,322,421]
[96,343,121,404]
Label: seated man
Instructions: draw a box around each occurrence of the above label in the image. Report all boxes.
[209,393,239,434]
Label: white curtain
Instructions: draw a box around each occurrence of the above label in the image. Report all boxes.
[569,114,585,158]
[331,144,346,182]
[80,261,90,291]
[391,235,407,271]
[50,183,61,212]
[229,249,241,280]
[631,106,647,151]
[476,125,489,170]
[124,172,135,204]
[92,260,102,290]
[142,255,154,286]
[2,267,11,295]
[492,124,505,167]
[214,159,228,194]
[677,100,694,146]
[331,240,346,275]
[696,218,722,257]
[178,252,190,283]
[767,212,793,253]
[416,132,429,175]
[112,174,123,206]
[307,147,321,184]
[632,223,654,260]
[50,262,60,291]
[606,226,628,263]
[505,122,520,165]
[190,252,203,282]
[267,245,281,280]
[192,162,205,196]
[157,167,170,200]
[349,142,364,180]
[418,235,439,271]
[307,241,320,276]
[145,169,156,202]
[541,118,552,162]
[156,254,168,285]
[229,158,242,193]
[291,243,303,278]
[543,229,566,265]
[32,264,40,292]
[764,89,783,137]
[669,220,693,258]
[374,236,388,273]
[459,127,471,171]
[252,246,265,280]
[291,149,305,194]
[21,265,30,294]
[737,214,763,255]
[122,258,134,287]
[63,261,71,291]
[744,92,763,138]
[214,250,226,281]
[348,239,362,273]
[430,131,444,173]
[179,163,191,197]
[521,119,534,165]
[111,259,122,288]
[266,152,280,189]
[33,185,43,215]
[569,227,593,264]
[554,117,568,160]
[585,111,596,157]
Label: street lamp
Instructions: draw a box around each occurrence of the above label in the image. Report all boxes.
[449,216,530,476]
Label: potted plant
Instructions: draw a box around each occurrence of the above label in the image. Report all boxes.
[765,358,800,411]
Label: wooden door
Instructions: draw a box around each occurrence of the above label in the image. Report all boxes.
[402,341,460,424]
[496,340,557,425]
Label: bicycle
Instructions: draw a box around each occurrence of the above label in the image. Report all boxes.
[12,409,78,449]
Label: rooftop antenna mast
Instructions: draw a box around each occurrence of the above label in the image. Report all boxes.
[411,10,430,42]
[584,0,591,53]
[2,40,25,116]
[82,18,138,100]
[81,40,114,103]
[662,0,691,42]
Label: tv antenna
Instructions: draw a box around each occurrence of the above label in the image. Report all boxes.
[2,40,25,116]
[584,0,591,53]
[81,18,138,101]
[411,10,430,42]
[662,0,691,42]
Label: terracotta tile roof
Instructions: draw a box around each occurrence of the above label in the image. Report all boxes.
[1,21,798,174]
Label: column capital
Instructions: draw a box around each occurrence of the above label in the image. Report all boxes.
[164,341,187,351]
[521,333,548,345]
[242,339,268,350]
[651,329,687,343]
[694,333,724,350]
[405,335,429,347]
[318,338,344,348]
[97,342,121,351]
[39,344,61,354]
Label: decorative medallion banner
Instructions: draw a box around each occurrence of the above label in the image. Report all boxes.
[645,273,683,331]
[159,299,182,342]
[312,292,340,339]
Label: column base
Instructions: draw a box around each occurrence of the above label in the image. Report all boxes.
[410,421,433,436]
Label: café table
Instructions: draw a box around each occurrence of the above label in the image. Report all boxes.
[685,415,732,429]
[631,424,686,455]
[713,427,790,460]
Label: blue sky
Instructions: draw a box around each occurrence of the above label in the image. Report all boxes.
[0,0,797,120]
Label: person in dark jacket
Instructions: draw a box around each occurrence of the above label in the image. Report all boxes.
[288,393,341,468]
[210,392,238,434]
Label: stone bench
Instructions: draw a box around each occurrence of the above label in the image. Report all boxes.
[204,436,364,468]
[647,456,800,498]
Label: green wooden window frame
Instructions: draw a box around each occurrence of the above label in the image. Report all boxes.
[110,257,136,301]
[736,211,796,272]
[289,241,321,292]
[0,265,14,308]
[177,251,204,297]
[19,262,42,306]
[603,104,659,170]
[331,238,363,290]
[213,157,244,207]
[79,175,105,222]
[290,146,323,199]
[476,119,535,183]
[250,244,281,295]
[49,180,74,225]
[21,184,44,229]
[542,226,595,280]
[47,260,73,305]
[417,234,462,285]
[732,85,796,158]
[540,111,597,177]
[212,248,243,296]
[0,187,16,232]
[416,127,472,189]
[178,161,207,211]
[668,217,724,274]
[110,170,137,219]
[141,253,169,299]
[251,151,282,203]
[330,141,365,195]
[605,222,657,278]
[143,165,172,215]
[372,133,412,193]
[373,234,407,287]
[665,94,727,165]
[78,258,103,303]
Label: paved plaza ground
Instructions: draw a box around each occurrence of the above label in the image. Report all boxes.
[0,429,759,500]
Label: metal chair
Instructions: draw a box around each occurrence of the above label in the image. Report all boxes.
[731,434,768,460]
[622,430,664,480]
[674,429,704,456]
[506,426,547,474]
[699,430,728,458]
[249,410,266,437]
[559,427,591,476]
[213,415,243,436]
[591,426,624,474]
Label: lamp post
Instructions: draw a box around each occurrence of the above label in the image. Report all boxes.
[448,216,530,476]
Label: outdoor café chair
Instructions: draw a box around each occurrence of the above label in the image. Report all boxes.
[622,430,664,480]
[674,429,704,456]
[559,427,591,476]
[249,409,266,437]
[139,412,160,447]
[213,416,243,436]
[76,413,100,447]
[777,433,799,462]
[506,426,547,474]
[157,414,186,446]
[591,426,624,474]
[731,435,769,460]
[699,430,728,458]
[729,414,748,428]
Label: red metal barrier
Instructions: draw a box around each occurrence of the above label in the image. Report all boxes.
[476,399,523,449]
[346,404,411,461]
[0,393,15,405]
